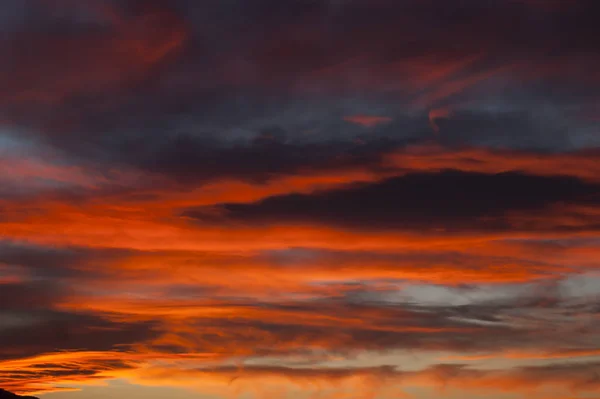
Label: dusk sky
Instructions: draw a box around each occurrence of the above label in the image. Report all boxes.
[1,1,600,398]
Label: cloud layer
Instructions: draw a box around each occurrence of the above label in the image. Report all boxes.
[1,1,600,399]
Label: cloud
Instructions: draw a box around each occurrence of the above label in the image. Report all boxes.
[428,108,452,134]
[2,250,600,394]
[0,0,187,109]
[343,115,393,128]
[0,351,141,395]
[384,146,600,182]
[121,361,600,399]
[1,1,600,397]
[0,0,598,168]
[0,281,65,312]
[0,309,157,361]
[0,241,131,280]
[184,170,600,233]
[129,133,400,185]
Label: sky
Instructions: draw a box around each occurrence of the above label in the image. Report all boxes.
[1,0,600,398]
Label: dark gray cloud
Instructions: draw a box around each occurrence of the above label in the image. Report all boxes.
[0,282,66,312]
[1,0,599,186]
[130,133,402,184]
[0,310,157,361]
[0,242,131,280]
[0,242,158,362]
[184,170,600,233]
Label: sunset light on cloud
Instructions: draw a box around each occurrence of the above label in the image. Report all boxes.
[1,1,600,399]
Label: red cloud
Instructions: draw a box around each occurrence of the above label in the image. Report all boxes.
[343,115,393,128]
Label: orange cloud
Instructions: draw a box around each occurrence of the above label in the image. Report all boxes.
[384,145,600,182]
[1,145,599,252]
[103,362,600,399]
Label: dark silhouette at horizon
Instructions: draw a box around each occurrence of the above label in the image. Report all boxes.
[0,389,38,399]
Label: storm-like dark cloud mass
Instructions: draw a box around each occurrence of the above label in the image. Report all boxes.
[1,1,600,398]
